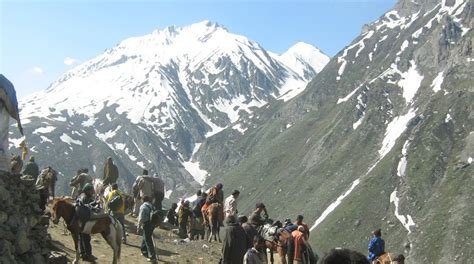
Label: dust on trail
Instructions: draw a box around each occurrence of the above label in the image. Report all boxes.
[48,214,223,264]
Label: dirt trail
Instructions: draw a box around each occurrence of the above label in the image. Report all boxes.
[48,214,223,264]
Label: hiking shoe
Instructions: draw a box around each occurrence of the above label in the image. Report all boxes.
[82,255,97,262]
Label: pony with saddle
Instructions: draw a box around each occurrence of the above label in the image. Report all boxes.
[51,198,123,264]
[203,202,223,242]
[257,221,288,264]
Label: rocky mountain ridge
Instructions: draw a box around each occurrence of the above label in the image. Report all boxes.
[12,20,329,199]
[194,0,473,263]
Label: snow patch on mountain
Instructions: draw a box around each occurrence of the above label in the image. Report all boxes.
[182,143,208,186]
[60,133,82,146]
[431,71,445,93]
[398,60,424,104]
[397,140,410,177]
[310,178,360,231]
[390,190,416,233]
[379,108,417,159]
[33,126,56,135]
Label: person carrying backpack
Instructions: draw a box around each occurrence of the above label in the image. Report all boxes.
[138,196,157,263]
[106,183,126,244]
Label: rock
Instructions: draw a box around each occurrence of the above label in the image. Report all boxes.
[354,219,361,227]
[0,211,7,224]
[32,253,47,264]
[0,185,8,201]
[15,230,31,254]
[48,251,68,264]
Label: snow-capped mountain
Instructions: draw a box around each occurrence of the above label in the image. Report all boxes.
[195,0,473,263]
[13,20,329,198]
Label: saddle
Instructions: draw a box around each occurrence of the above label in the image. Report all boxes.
[259,223,279,241]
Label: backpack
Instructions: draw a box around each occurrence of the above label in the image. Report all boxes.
[108,192,123,212]
[146,204,162,228]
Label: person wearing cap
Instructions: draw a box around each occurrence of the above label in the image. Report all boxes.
[106,183,127,243]
[224,189,240,218]
[367,229,385,262]
[294,215,310,240]
[249,203,269,228]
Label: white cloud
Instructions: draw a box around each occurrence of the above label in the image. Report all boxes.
[32,66,44,75]
[64,57,78,65]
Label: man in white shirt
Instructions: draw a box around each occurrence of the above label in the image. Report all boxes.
[224,189,240,218]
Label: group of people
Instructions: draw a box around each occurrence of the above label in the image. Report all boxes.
[162,182,389,264]
[159,183,315,264]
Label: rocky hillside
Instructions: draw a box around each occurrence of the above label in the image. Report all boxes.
[0,173,51,263]
[11,21,329,199]
[197,0,473,263]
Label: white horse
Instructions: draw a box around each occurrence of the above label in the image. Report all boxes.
[93,178,112,210]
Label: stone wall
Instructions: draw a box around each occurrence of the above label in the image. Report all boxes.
[0,172,50,264]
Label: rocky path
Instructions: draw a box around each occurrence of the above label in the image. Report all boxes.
[48,214,223,264]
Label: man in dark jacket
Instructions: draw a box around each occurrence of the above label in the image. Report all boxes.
[222,215,248,264]
[367,229,385,262]
[166,203,178,226]
[238,215,256,249]
[249,203,269,228]
[75,183,98,262]
[193,191,207,218]
[22,156,39,179]
[102,157,118,186]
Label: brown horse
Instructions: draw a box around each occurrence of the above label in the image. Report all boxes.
[265,238,287,264]
[262,227,289,264]
[205,203,223,242]
[51,198,122,264]
[373,253,405,264]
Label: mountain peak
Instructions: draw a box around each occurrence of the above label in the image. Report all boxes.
[275,42,330,78]
[286,41,324,53]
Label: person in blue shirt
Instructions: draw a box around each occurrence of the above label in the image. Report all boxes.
[367,228,385,262]
[139,196,157,263]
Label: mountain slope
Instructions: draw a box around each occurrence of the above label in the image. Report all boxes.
[197,0,473,263]
[11,21,329,199]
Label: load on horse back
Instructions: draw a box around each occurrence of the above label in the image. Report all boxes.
[259,221,289,264]
[372,253,405,264]
[51,198,122,264]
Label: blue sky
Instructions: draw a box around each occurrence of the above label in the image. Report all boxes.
[1,0,396,99]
